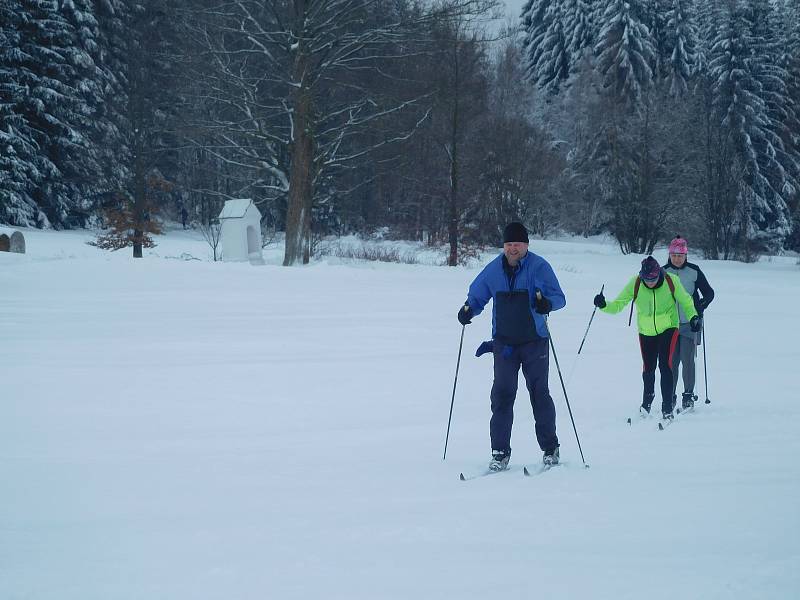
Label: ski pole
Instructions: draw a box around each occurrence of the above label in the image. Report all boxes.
[443,324,466,460]
[702,317,710,404]
[577,283,604,354]
[537,292,589,468]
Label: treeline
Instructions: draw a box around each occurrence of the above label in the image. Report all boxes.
[521,0,800,260]
[1,0,798,263]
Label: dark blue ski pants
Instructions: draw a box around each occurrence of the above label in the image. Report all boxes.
[490,337,558,453]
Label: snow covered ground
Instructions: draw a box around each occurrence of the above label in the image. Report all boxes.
[1,227,799,600]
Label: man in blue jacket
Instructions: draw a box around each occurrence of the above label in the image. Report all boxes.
[457,222,566,472]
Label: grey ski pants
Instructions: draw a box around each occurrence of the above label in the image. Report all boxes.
[672,332,699,395]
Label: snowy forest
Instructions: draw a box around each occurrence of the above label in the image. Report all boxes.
[1,0,799,264]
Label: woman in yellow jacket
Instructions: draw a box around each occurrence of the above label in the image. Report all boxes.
[593,256,701,420]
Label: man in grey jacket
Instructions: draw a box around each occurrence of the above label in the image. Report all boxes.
[663,236,715,410]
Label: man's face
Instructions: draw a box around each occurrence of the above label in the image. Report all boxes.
[670,253,687,267]
[503,241,528,262]
[643,278,659,288]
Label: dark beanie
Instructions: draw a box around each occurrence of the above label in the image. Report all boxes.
[503,222,529,244]
[639,255,662,281]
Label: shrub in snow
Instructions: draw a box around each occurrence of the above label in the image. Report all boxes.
[315,241,420,264]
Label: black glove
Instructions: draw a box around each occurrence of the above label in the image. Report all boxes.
[694,298,708,314]
[593,293,606,309]
[690,315,702,332]
[534,295,552,314]
[457,304,473,325]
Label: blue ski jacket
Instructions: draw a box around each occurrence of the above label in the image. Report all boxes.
[466,251,566,340]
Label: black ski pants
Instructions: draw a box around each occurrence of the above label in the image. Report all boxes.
[639,328,679,414]
[490,337,558,454]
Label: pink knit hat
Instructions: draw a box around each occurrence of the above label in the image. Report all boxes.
[668,236,688,254]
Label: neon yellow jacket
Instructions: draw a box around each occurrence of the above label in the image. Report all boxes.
[601,273,698,336]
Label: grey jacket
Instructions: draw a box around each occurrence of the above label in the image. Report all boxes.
[663,259,715,337]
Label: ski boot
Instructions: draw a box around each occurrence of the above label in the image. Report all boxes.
[682,392,697,410]
[489,450,510,472]
[640,392,655,417]
[543,447,560,466]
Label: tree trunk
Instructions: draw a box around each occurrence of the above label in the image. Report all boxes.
[133,155,146,259]
[448,137,459,266]
[284,22,314,267]
[447,45,460,267]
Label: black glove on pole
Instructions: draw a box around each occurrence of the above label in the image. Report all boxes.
[535,294,552,314]
[457,304,473,325]
[443,324,465,460]
[579,284,604,354]
[537,292,589,468]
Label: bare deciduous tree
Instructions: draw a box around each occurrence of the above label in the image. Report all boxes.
[183,0,499,265]
[199,218,223,261]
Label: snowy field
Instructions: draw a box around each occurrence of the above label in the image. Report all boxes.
[1,227,799,600]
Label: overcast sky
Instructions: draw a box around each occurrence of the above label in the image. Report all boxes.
[502,0,526,20]
[491,0,526,34]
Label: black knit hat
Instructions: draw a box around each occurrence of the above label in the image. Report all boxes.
[503,222,529,244]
